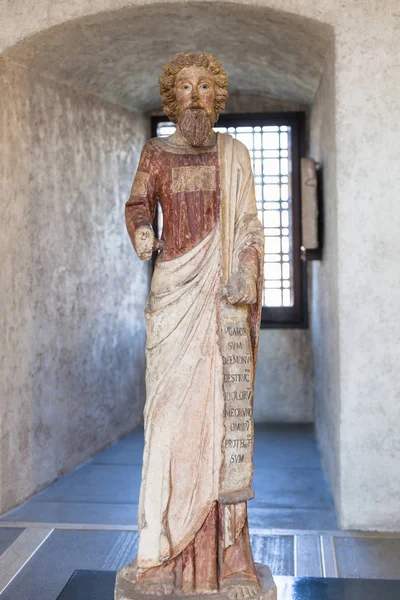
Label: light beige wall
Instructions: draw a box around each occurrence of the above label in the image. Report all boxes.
[309,46,341,509]
[335,6,400,530]
[254,329,314,423]
[0,58,148,513]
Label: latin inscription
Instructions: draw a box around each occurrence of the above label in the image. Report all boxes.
[220,303,254,493]
[230,454,245,464]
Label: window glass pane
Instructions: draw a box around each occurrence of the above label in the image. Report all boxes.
[282,263,290,280]
[281,184,289,201]
[254,160,262,176]
[254,133,262,150]
[264,289,282,306]
[263,159,280,174]
[263,133,280,148]
[266,237,281,254]
[264,184,280,201]
[265,254,281,262]
[236,132,253,148]
[282,237,289,253]
[263,150,280,158]
[264,211,280,227]
[283,289,292,306]
[265,263,282,280]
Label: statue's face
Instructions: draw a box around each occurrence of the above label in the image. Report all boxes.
[175,65,215,121]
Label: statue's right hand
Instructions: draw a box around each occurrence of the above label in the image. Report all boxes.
[134,225,155,261]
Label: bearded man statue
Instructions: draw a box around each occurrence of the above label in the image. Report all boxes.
[115,52,276,600]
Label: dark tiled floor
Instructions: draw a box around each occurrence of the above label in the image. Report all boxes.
[0,424,338,531]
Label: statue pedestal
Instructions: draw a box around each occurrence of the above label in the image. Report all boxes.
[115,563,276,600]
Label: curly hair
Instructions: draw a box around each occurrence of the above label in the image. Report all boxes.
[159,52,228,123]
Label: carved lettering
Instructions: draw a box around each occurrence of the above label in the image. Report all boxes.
[223,326,246,336]
[220,302,254,493]
[230,454,245,464]
[224,390,252,402]
[222,355,250,365]
[228,341,243,350]
[225,438,252,449]
[230,421,251,432]
[224,373,250,383]
[223,407,253,418]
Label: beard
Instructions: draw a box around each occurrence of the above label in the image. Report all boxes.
[178,108,213,147]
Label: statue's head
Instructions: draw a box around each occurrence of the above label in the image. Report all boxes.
[159,52,228,146]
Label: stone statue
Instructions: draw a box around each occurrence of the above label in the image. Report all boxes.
[115,52,276,600]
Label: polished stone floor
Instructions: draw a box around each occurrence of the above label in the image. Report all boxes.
[0,424,338,530]
[0,425,399,600]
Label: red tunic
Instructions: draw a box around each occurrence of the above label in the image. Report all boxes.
[125,137,220,262]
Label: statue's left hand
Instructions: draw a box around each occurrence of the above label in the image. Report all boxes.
[222,267,257,306]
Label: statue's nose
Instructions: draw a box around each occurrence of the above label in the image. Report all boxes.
[192,89,199,100]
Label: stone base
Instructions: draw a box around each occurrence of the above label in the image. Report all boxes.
[115,563,276,600]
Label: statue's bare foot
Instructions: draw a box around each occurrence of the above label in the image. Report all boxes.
[224,583,259,599]
[221,573,260,600]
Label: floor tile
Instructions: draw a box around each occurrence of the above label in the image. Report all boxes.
[252,466,334,510]
[35,464,142,504]
[335,537,400,579]
[248,507,337,531]
[0,528,24,555]
[251,534,294,575]
[0,530,138,600]
[0,501,139,526]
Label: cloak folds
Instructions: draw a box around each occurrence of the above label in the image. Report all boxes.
[136,133,264,570]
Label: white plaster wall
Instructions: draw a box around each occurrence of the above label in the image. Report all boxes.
[254,329,314,423]
[0,58,149,513]
[309,46,341,510]
[334,5,400,530]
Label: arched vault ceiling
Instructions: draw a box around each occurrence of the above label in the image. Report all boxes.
[5,2,334,111]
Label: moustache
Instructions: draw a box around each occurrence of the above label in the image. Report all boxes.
[185,103,206,113]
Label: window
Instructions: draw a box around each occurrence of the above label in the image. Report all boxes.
[152,113,306,328]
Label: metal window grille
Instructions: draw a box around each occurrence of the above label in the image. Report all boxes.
[153,113,306,328]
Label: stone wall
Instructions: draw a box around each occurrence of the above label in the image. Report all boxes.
[334,5,400,530]
[0,58,148,513]
[309,47,341,511]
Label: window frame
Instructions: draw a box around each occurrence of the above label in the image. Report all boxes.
[151,112,307,329]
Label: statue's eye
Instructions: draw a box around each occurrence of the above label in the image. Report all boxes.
[200,84,209,90]
[182,84,190,90]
